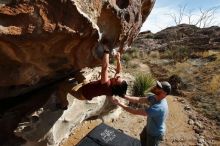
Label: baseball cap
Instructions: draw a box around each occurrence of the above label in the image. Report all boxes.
[156,81,171,95]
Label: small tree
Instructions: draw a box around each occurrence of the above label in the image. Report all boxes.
[167,4,187,25]
[167,5,220,28]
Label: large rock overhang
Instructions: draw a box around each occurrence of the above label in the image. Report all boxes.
[0,0,155,99]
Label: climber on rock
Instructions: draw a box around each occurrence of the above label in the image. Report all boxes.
[69,45,128,101]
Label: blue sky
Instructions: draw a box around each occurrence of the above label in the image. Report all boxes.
[140,0,220,33]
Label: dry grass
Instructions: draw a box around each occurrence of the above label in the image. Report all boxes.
[169,62,194,81]
[208,75,220,93]
[160,46,191,62]
[193,51,209,57]
[149,51,160,58]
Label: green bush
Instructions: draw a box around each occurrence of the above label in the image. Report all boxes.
[132,73,155,97]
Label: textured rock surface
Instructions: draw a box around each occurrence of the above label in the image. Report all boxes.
[12,66,133,146]
[0,0,155,99]
[133,24,220,52]
[0,0,155,144]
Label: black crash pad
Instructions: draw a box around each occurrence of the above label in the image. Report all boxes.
[76,123,141,146]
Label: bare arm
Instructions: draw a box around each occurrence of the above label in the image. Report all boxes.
[123,95,149,104]
[101,46,109,84]
[113,98,147,116]
[114,52,121,77]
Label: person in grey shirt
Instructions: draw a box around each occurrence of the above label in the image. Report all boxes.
[112,81,171,146]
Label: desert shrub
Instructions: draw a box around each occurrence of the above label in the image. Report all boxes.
[162,46,191,62]
[178,47,191,59]
[122,48,142,66]
[161,49,173,59]
[131,51,140,58]
[122,53,132,62]
[125,47,141,58]
[126,62,138,69]
[130,48,140,58]
[132,73,155,97]
[149,51,160,58]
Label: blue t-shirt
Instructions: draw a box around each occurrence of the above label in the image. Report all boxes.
[145,95,168,136]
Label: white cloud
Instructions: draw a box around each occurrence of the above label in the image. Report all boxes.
[140,5,220,33]
[140,6,177,33]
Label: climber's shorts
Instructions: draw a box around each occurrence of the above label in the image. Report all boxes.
[71,83,86,100]
[74,87,86,100]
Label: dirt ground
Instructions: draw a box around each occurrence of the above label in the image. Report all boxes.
[61,96,197,146]
[60,50,220,146]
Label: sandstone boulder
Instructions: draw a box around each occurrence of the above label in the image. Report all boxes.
[0,0,155,99]
[0,0,156,144]
[14,67,133,146]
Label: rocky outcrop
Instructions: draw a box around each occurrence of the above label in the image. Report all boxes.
[1,66,134,145]
[133,24,220,52]
[0,0,155,145]
[0,0,155,99]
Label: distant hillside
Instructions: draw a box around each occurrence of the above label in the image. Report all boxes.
[133,24,220,52]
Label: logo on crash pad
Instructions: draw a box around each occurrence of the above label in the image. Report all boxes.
[100,128,116,143]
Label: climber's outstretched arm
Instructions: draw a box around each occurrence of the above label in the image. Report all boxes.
[114,52,121,77]
[101,45,110,84]
[112,98,147,116]
[123,95,150,104]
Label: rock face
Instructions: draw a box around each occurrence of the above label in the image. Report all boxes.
[0,0,155,145]
[12,67,134,146]
[0,0,155,99]
[0,66,134,145]
[133,24,220,52]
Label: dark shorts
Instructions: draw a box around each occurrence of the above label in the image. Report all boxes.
[140,127,164,146]
[71,83,87,100]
